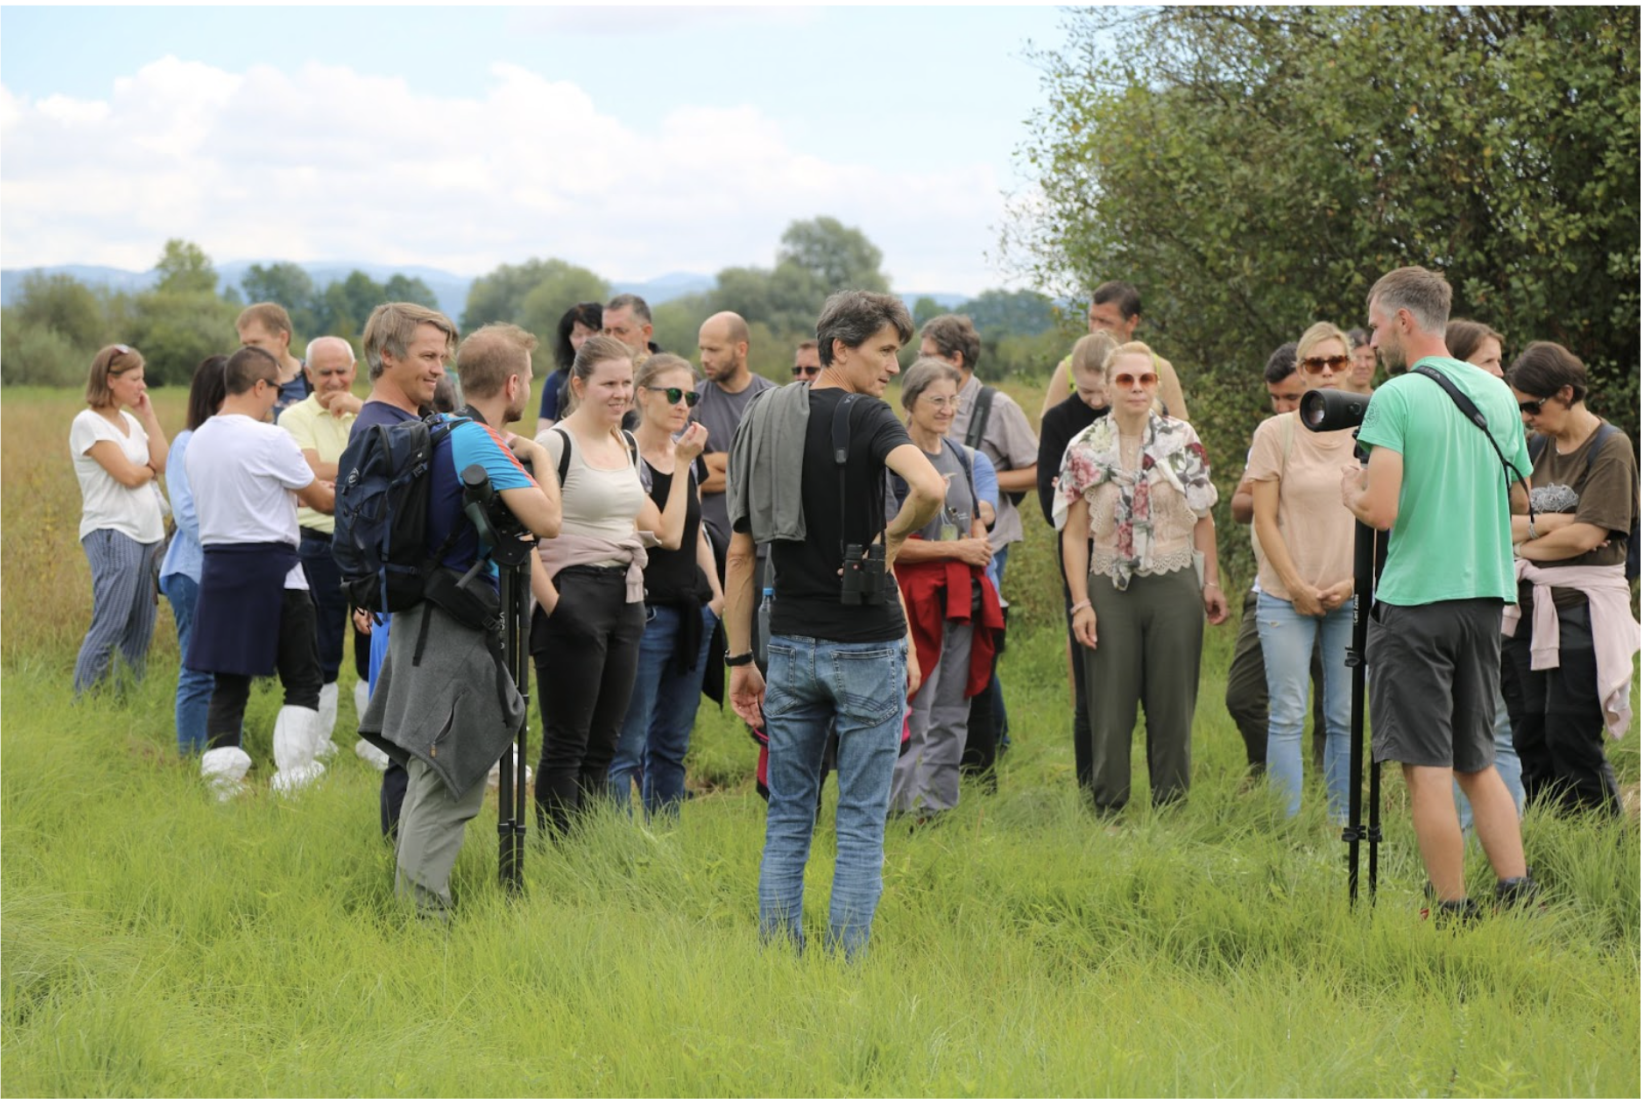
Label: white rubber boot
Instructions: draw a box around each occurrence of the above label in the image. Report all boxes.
[270,705,326,794]
[353,679,370,719]
[314,682,340,759]
[355,737,391,770]
[487,746,533,790]
[201,746,253,801]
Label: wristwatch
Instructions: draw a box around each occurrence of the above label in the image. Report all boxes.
[725,651,755,667]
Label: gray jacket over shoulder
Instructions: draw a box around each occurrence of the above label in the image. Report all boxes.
[726,381,811,545]
[358,599,524,798]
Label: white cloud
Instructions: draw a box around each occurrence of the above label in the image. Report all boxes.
[0,54,1010,294]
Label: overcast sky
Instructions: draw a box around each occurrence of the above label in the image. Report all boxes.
[0,4,1072,295]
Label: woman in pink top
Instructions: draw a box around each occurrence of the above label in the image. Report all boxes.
[1505,342,1638,815]
[1248,322,1358,822]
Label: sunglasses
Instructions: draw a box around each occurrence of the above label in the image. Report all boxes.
[645,385,700,407]
[1113,372,1159,389]
[792,365,820,377]
[1518,395,1551,416]
[1300,355,1350,374]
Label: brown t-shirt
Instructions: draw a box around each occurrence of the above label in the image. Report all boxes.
[1525,419,1639,608]
[1246,412,1358,600]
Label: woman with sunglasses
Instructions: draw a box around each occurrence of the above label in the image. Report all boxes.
[607,354,722,816]
[70,343,171,697]
[1245,323,1358,822]
[532,336,702,834]
[1056,341,1229,815]
[1504,342,1638,815]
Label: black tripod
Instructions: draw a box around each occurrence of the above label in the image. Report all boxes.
[1343,497,1389,906]
[459,465,536,895]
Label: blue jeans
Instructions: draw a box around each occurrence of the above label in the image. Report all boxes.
[160,572,214,755]
[759,634,907,958]
[609,603,715,815]
[1456,688,1523,831]
[1257,593,1351,821]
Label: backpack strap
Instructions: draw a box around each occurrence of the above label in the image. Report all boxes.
[944,437,979,517]
[965,385,995,450]
[552,427,572,487]
[1410,364,1533,513]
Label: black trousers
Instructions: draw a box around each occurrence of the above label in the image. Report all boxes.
[297,529,370,683]
[532,566,646,833]
[1503,601,1620,815]
[206,589,322,749]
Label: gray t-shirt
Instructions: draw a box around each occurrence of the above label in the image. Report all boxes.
[694,372,777,547]
[947,372,1039,553]
[885,438,978,541]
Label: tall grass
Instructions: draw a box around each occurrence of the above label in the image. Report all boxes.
[3,386,1638,1096]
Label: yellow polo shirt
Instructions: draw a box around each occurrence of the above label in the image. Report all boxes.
[279,392,356,534]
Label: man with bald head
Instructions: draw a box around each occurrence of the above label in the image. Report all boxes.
[694,310,776,558]
[280,334,367,756]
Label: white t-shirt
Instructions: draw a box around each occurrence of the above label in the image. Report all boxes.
[70,409,166,543]
[186,413,314,590]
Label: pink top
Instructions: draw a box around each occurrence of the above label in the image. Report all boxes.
[1503,560,1639,738]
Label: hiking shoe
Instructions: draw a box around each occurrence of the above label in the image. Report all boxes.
[1494,875,1545,913]
[1420,895,1481,928]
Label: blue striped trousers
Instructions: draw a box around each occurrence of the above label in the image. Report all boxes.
[73,528,162,696]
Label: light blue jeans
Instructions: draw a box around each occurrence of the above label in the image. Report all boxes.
[759,634,906,958]
[159,572,214,755]
[1257,593,1352,821]
[1456,689,1523,831]
[608,603,715,816]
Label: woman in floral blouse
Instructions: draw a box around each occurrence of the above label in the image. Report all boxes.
[1055,341,1230,814]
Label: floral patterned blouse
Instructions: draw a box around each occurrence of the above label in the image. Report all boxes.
[1053,412,1217,590]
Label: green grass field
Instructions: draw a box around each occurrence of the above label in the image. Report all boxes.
[3,386,1639,1096]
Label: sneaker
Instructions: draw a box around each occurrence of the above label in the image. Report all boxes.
[1421,897,1481,928]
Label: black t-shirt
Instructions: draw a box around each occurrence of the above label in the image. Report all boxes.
[641,458,710,602]
[768,388,911,643]
[1037,395,1108,527]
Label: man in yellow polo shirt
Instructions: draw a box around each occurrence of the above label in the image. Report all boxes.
[280,335,365,758]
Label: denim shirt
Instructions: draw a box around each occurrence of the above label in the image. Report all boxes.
[159,429,203,583]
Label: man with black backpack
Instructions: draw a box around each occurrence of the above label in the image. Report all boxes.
[1342,266,1537,924]
[352,320,561,917]
[921,314,1037,762]
[346,302,466,836]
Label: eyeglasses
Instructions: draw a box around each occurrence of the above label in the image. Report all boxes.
[645,385,700,407]
[1300,355,1350,374]
[791,365,820,377]
[1113,372,1159,389]
[918,394,960,409]
[1519,395,1550,416]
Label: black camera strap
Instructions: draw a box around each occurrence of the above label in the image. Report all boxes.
[832,393,860,559]
[1410,364,1534,515]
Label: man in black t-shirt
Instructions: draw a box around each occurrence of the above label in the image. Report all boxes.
[724,290,945,958]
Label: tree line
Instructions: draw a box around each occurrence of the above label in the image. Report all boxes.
[2,217,1080,390]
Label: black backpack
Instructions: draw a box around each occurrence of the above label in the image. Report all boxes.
[1527,424,1639,581]
[333,413,471,613]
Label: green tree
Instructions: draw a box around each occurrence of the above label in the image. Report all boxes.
[241,262,317,336]
[462,258,607,334]
[384,274,442,312]
[1013,6,1640,574]
[12,273,106,352]
[910,296,944,330]
[125,289,240,387]
[152,239,219,296]
[777,216,891,294]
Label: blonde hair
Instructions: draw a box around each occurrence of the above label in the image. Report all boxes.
[1102,340,1155,381]
[457,322,537,399]
[1295,321,1350,366]
[362,302,458,381]
[1070,331,1120,378]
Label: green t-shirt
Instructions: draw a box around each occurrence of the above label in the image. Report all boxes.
[1356,355,1531,606]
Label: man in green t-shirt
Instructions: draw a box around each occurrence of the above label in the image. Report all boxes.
[1341,266,1537,923]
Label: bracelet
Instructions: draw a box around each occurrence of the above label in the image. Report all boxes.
[1203,581,1222,590]
[724,651,755,668]
[1070,599,1092,613]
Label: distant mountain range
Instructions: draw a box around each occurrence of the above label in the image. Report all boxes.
[1,262,969,321]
